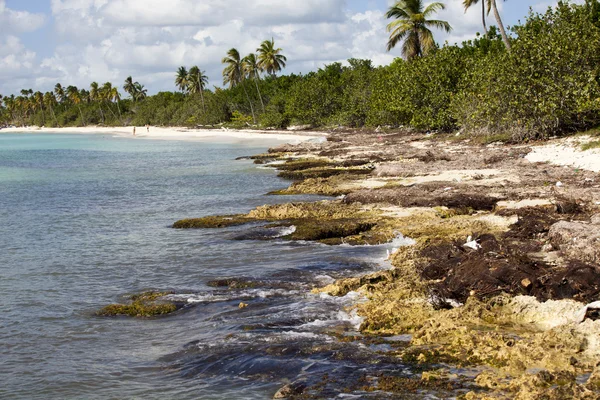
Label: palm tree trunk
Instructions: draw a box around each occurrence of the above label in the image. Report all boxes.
[241,81,256,124]
[78,105,86,126]
[491,0,511,50]
[116,100,122,120]
[41,106,45,126]
[50,105,59,127]
[254,78,265,112]
[106,101,118,120]
[481,1,488,34]
[200,90,206,114]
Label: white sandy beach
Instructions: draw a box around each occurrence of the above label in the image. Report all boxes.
[526,135,600,172]
[0,126,327,145]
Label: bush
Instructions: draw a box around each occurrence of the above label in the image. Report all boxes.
[453,1,600,139]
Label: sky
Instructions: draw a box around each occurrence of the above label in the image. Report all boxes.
[0,0,585,97]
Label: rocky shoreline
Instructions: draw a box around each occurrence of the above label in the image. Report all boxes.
[124,130,600,398]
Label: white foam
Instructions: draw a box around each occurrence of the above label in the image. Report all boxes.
[273,225,296,238]
[314,274,335,285]
[167,288,297,304]
[299,308,365,331]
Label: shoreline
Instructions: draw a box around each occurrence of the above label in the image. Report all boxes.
[0,125,327,145]
[169,130,600,398]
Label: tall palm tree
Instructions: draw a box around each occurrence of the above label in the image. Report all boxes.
[101,82,119,120]
[90,82,100,102]
[175,66,189,93]
[187,66,208,113]
[222,48,243,88]
[123,76,136,100]
[54,83,65,103]
[43,91,59,127]
[133,83,147,101]
[66,85,85,126]
[257,39,287,77]
[15,96,27,126]
[108,86,122,120]
[4,95,16,123]
[90,82,105,122]
[463,0,487,33]
[242,53,265,112]
[385,0,452,60]
[223,48,256,123]
[464,0,510,50]
[33,91,45,125]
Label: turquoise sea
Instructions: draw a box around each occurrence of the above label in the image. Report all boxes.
[0,132,408,399]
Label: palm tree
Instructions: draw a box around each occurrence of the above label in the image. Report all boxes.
[108,85,122,120]
[463,0,487,34]
[223,48,256,124]
[66,85,85,126]
[33,91,45,125]
[54,83,65,103]
[90,82,105,122]
[4,95,16,123]
[187,66,208,112]
[222,48,243,88]
[123,76,135,100]
[43,92,59,126]
[385,0,452,60]
[464,0,510,50]
[100,82,119,120]
[15,96,27,126]
[257,39,287,77]
[133,83,147,101]
[175,66,189,93]
[123,76,146,102]
[242,53,265,112]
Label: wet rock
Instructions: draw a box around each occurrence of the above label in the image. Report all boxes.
[207,278,258,289]
[173,215,254,229]
[549,215,600,264]
[97,291,180,318]
[273,381,306,399]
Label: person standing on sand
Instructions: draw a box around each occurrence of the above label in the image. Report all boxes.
[133,126,136,136]
[146,124,149,133]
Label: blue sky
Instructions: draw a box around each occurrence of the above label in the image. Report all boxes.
[0,0,584,97]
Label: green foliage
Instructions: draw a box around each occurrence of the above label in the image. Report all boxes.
[453,1,600,139]
[228,110,253,128]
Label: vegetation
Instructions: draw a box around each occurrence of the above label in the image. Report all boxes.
[2,2,600,141]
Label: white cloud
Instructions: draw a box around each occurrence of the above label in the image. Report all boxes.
[0,0,580,96]
[0,0,45,34]
[0,0,44,93]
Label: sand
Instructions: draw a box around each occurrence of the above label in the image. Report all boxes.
[0,126,326,145]
[526,136,600,172]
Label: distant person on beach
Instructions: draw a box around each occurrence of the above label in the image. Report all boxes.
[146,124,149,133]
[133,126,136,136]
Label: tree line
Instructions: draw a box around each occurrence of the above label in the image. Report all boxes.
[1,1,600,141]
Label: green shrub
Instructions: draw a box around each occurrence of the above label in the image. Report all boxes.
[453,1,600,140]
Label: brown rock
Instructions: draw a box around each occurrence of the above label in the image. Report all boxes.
[273,381,306,399]
[549,215,600,264]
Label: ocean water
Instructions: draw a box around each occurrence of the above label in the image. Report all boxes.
[0,133,411,399]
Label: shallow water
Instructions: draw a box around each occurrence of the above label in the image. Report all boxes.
[0,133,415,399]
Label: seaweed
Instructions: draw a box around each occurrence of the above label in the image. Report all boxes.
[96,291,179,318]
